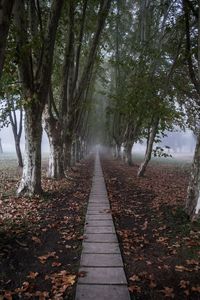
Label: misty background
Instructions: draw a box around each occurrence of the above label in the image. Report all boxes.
[0,117,196,159]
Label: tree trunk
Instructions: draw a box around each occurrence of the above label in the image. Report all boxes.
[115,143,121,159]
[17,108,42,195]
[76,138,81,162]
[0,0,15,79]
[48,138,64,179]
[0,138,3,153]
[125,142,133,166]
[80,139,86,159]
[15,138,23,168]
[71,140,76,166]
[64,135,73,168]
[9,105,23,168]
[185,132,200,220]
[113,145,117,158]
[44,114,65,179]
[73,0,112,104]
[15,0,64,195]
[80,140,84,160]
[138,117,159,177]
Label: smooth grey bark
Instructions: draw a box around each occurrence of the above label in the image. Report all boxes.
[79,139,86,160]
[111,1,126,157]
[64,135,73,168]
[0,0,15,79]
[116,143,121,159]
[112,113,125,160]
[44,110,65,179]
[0,138,3,153]
[73,138,81,163]
[76,139,80,162]
[124,142,133,166]
[137,117,159,177]
[123,119,142,166]
[80,140,84,160]
[183,0,200,219]
[71,139,76,166]
[185,132,200,220]
[60,0,111,169]
[139,0,148,43]
[15,138,23,168]
[73,0,112,105]
[44,87,64,179]
[72,0,88,92]
[15,0,64,195]
[17,109,42,195]
[8,104,23,168]
[114,143,121,159]
[183,0,200,96]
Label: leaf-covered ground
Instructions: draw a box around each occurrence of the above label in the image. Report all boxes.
[102,156,200,300]
[0,156,93,300]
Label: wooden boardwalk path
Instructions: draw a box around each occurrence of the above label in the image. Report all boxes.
[75,153,131,300]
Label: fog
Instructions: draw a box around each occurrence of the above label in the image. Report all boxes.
[0,123,50,154]
[0,119,196,160]
[134,130,195,158]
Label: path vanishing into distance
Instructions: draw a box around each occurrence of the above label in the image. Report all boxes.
[75,152,131,300]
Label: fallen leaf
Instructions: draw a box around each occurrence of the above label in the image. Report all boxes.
[35,290,49,300]
[160,287,175,298]
[156,237,168,243]
[128,285,141,293]
[129,274,140,282]
[3,291,13,300]
[191,286,200,293]
[15,281,30,293]
[38,252,56,264]
[52,261,62,267]
[163,264,170,270]
[186,259,199,266]
[142,220,148,230]
[27,272,39,279]
[184,290,190,296]
[175,265,191,272]
[149,281,157,288]
[16,240,27,247]
[179,280,189,289]
[78,271,86,277]
[65,245,71,249]
[175,265,184,272]
[32,236,42,244]
[49,271,76,297]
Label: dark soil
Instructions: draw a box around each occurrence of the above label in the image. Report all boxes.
[0,157,94,300]
[101,156,200,300]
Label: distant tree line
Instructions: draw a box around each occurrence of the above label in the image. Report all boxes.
[90,0,200,220]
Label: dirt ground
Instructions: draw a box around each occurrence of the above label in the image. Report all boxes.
[0,157,93,300]
[1,153,200,300]
[102,156,200,300]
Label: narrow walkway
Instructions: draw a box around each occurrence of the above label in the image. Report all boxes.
[75,153,130,300]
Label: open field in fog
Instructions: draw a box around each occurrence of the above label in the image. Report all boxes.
[128,151,193,168]
[0,152,49,168]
